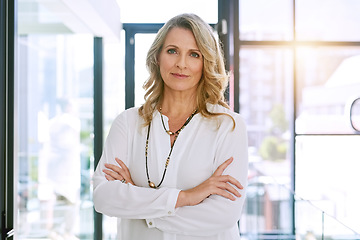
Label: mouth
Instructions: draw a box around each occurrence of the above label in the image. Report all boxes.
[171,73,189,78]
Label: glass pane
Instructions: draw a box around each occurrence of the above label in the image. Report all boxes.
[239,0,293,41]
[238,47,294,236]
[103,31,126,130]
[102,32,126,239]
[134,33,157,107]
[296,0,360,41]
[295,195,360,239]
[296,47,360,134]
[16,34,94,239]
[295,136,360,235]
[118,0,218,23]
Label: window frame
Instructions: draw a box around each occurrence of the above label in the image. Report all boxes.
[0,0,15,238]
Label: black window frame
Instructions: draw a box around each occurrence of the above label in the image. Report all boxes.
[0,0,15,239]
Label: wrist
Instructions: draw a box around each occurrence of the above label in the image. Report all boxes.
[175,190,188,208]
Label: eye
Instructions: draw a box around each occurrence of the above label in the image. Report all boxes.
[167,48,177,54]
[190,52,201,58]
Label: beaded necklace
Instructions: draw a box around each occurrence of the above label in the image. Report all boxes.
[145,108,197,188]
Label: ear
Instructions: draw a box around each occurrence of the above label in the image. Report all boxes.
[155,55,160,65]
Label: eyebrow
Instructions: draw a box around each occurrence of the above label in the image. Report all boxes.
[164,44,201,52]
[164,44,177,49]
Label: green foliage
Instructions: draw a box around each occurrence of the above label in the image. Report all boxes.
[259,136,287,161]
[259,104,288,161]
[269,104,288,134]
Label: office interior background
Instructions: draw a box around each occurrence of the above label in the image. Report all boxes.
[1,0,360,239]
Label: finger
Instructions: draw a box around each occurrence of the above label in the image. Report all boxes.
[105,172,127,184]
[214,189,237,201]
[105,174,115,181]
[219,175,243,190]
[214,157,233,176]
[105,163,125,177]
[211,181,242,201]
[105,163,122,172]
[103,169,123,181]
[116,158,128,171]
[218,182,241,198]
[115,158,136,185]
[116,158,130,176]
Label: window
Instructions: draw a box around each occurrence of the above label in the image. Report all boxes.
[16,33,95,239]
[238,0,360,239]
[14,1,123,239]
[238,46,294,238]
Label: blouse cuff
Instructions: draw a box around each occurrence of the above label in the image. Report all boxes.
[145,187,180,228]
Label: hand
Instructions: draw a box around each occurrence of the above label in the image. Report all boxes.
[103,158,135,185]
[176,157,243,208]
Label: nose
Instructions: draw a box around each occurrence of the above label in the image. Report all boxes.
[176,55,187,69]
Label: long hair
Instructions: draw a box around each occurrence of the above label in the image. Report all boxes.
[138,13,234,127]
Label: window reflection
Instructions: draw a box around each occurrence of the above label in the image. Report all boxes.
[295,47,360,236]
[38,98,81,238]
[102,32,126,240]
[239,47,293,236]
[16,34,94,239]
[296,48,360,134]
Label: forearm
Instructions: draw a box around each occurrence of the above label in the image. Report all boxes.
[147,193,246,236]
[93,175,181,219]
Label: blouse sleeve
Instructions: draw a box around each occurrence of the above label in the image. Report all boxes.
[145,114,249,236]
[92,111,181,219]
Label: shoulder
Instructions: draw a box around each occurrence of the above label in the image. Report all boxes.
[116,106,140,118]
[207,104,246,129]
[106,107,145,139]
[112,107,142,127]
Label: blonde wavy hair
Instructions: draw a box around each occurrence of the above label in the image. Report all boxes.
[138,13,234,127]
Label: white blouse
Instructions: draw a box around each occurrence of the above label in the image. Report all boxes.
[93,104,248,240]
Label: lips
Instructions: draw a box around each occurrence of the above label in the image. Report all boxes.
[171,73,189,79]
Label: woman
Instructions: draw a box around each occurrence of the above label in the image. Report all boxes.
[93,13,248,240]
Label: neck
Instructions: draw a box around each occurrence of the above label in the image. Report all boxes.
[160,91,197,118]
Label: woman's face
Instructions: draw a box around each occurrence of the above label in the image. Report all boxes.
[158,27,203,96]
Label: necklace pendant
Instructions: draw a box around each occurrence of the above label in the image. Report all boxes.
[166,130,174,135]
[149,181,156,188]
